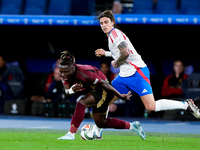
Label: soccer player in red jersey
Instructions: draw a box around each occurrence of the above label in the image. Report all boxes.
[57,51,146,140]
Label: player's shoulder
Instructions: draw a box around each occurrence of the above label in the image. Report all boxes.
[115,28,124,34]
[109,28,120,38]
[109,28,127,41]
[76,64,98,72]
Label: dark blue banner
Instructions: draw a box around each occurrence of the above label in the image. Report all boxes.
[0,14,200,26]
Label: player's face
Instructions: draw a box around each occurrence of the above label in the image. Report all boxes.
[99,17,115,35]
[59,65,75,81]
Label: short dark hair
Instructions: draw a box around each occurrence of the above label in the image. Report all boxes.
[96,10,117,28]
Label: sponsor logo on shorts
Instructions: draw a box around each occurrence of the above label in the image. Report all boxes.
[142,89,148,94]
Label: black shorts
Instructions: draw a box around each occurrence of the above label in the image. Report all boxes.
[91,87,114,114]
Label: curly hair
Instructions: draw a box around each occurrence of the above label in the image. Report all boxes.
[60,51,75,66]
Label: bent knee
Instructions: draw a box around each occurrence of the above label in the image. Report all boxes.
[145,104,155,111]
[77,100,87,107]
[78,98,91,108]
[109,104,117,112]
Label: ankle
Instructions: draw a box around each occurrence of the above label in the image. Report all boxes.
[69,124,78,133]
[68,131,75,135]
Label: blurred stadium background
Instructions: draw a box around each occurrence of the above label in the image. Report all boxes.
[0,0,200,120]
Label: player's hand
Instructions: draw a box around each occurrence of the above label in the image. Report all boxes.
[121,91,132,100]
[72,83,83,92]
[111,60,118,68]
[95,49,105,57]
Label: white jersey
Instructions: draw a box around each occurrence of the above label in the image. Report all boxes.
[108,28,146,77]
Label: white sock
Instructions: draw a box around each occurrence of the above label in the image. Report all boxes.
[129,123,133,130]
[67,131,75,135]
[155,99,188,112]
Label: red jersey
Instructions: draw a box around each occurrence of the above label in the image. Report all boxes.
[161,73,188,98]
[61,64,107,91]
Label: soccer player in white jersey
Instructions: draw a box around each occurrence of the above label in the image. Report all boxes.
[95,10,200,119]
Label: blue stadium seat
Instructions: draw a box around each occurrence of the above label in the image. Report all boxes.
[145,60,157,76]
[87,0,96,15]
[1,66,25,99]
[25,59,56,73]
[76,59,100,69]
[162,60,174,76]
[180,0,200,15]
[71,0,96,15]
[0,0,23,14]
[48,0,71,15]
[182,73,200,99]
[155,0,179,14]
[132,0,154,14]
[24,0,48,15]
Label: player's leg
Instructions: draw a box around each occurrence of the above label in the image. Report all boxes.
[140,94,188,111]
[141,94,200,118]
[92,88,146,140]
[135,67,200,118]
[57,93,97,140]
[124,67,200,118]
[94,106,109,140]
[92,111,146,140]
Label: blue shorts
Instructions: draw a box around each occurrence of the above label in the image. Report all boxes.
[111,67,153,96]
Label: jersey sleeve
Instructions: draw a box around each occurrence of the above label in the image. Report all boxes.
[92,68,108,86]
[110,29,126,47]
[92,74,102,85]
[88,70,102,85]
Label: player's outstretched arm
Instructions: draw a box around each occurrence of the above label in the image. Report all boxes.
[95,49,112,57]
[95,48,106,57]
[112,41,130,68]
[100,80,131,100]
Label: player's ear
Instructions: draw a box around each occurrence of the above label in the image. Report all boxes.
[71,64,75,71]
[111,21,115,26]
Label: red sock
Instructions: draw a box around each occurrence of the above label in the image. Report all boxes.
[70,102,86,133]
[104,118,130,129]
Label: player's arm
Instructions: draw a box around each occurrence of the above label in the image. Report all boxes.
[62,84,70,95]
[63,83,83,95]
[99,79,131,100]
[61,78,83,95]
[95,48,112,57]
[112,41,130,68]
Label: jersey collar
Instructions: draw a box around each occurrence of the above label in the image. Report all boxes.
[108,28,115,37]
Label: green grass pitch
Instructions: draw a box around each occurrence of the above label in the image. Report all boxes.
[0,129,199,150]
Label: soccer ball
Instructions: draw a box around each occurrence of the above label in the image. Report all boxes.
[80,124,96,140]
